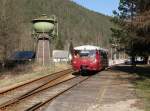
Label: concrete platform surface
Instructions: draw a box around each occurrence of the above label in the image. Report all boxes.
[44,70,143,111]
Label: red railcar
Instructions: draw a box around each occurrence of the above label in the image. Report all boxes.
[71,45,108,73]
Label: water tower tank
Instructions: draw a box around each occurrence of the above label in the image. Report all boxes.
[32,14,56,33]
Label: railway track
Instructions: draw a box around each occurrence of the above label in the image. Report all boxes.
[25,76,90,111]
[0,68,91,111]
[0,68,72,94]
[0,68,74,110]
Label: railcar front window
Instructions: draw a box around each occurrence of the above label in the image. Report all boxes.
[79,50,96,58]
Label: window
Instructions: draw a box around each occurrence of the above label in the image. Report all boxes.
[74,50,96,58]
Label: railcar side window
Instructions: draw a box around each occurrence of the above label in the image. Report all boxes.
[74,50,80,58]
[74,50,78,55]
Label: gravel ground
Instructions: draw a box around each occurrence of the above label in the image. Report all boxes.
[87,99,143,111]
[1,75,83,111]
[44,69,144,111]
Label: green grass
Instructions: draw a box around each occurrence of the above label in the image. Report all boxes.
[134,66,150,111]
[136,79,150,111]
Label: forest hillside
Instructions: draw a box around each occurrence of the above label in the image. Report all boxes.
[0,0,113,60]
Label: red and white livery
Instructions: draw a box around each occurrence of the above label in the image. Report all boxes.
[72,45,108,73]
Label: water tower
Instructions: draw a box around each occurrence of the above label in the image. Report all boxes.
[32,14,58,65]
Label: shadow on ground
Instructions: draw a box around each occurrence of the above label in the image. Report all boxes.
[111,64,150,110]
[111,65,150,80]
[72,71,99,76]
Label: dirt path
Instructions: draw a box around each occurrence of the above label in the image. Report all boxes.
[44,68,144,111]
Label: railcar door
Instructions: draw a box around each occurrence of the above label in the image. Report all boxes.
[99,51,104,69]
[100,51,108,69]
[103,52,108,68]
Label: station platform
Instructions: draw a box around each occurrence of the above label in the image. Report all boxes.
[44,66,143,111]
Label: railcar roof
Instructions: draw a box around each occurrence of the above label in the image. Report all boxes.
[74,45,108,51]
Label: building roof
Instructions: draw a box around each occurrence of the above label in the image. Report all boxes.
[9,51,35,60]
[53,50,69,59]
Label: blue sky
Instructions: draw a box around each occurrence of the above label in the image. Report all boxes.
[72,0,119,16]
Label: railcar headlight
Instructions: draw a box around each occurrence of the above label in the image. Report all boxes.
[73,61,77,64]
[91,59,98,64]
[93,59,98,63]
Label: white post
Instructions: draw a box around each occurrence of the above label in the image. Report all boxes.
[43,38,45,66]
[148,56,150,64]
[111,47,113,60]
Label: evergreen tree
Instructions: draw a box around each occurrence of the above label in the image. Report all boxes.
[69,39,74,55]
[55,37,64,50]
[111,0,150,65]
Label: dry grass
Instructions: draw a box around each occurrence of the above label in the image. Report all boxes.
[0,63,71,89]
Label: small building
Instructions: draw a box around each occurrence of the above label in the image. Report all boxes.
[9,51,35,61]
[53,50,69,62]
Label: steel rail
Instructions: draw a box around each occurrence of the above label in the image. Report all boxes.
[25,76,90,111]
[0,71,76,109]
[0,68,72,94]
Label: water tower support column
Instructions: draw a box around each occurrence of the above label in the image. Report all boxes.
[36,34,50,65]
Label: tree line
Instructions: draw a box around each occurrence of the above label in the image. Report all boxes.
[110,0,150,64]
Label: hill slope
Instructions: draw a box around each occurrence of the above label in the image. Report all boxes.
[0,0,113,59]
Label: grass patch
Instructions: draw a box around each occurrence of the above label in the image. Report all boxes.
[113,65,150,111]
[136,78,150,111]
[132,65,150,111]
[0,63,71,89]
